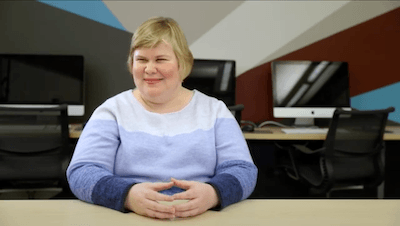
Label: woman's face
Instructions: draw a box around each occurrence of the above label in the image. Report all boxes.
[132,42,182,103]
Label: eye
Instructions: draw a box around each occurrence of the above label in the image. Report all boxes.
[135,58,147,62]
[157,58,167,62]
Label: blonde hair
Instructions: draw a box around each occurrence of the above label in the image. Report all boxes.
[127,17,194,80]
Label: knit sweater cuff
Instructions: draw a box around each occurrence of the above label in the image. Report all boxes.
[207,173,243,209]
[92,175,136,212]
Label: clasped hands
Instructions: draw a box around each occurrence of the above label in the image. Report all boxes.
[124,178,219,219]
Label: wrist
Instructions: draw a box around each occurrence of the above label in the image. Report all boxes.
[123,184,136,211]
[208,184,220,208]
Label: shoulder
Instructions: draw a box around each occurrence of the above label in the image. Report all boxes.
[193,90,223,107]
[89,90,133,121]
[192,90,234,119]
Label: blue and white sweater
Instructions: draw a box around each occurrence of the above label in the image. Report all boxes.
[67,89,257,212]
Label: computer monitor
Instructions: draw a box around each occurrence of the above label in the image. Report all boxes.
[271,60,351,126]
[0,54,85,116]
[183,59,236,106]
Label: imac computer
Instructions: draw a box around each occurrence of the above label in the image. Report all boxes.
[271,60,351,127]
[183,59,236,106]
[0,54,85,116]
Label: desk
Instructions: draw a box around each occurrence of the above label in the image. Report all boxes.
[243,126,400,140]
[242,126,400,199]
[0,199,399,226]
[69,124,83,139]
[70,125,400,140]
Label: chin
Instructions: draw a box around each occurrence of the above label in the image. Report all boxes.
[143,90,164,100]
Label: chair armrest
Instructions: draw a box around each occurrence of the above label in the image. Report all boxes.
[274,143,301,181]
[228,104,244,124]
[292,144,324,154]
[277,144,323,181]
[228,104,244,112]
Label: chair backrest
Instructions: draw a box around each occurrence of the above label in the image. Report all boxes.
[183,59,244,124]
[0,105,70,183]
[322,107,395,187]
[183,59,236,106]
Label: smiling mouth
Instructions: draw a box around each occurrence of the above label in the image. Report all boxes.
[144,78,163,84]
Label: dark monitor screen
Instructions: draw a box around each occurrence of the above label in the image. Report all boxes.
[0,54,85,116]
[271,61,350,119]
[183,59,236,106]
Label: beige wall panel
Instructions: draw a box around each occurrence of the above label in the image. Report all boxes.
[189,1,350,76]
[256,1,400,70]
[103,1,244,45]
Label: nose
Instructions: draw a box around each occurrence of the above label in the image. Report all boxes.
[145,62,157,74]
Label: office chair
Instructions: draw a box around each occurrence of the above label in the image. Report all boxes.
[0,105,72,199]
[277,107,395,198]
[183,59,245,125]
[228,104,245,124]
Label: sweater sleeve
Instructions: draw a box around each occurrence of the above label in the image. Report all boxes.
[207,104,258,209]
[66,105,136,212]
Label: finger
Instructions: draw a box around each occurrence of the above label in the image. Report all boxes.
[171,190,194,200]
[146,191,174,202]
[173,199,198,212]
[145,199,175,214]
[144,208,175,219]
[171,178,192,190]
[150,181,175,191]
[175,208,203,218]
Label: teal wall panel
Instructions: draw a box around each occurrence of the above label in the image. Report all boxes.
[38,0,125,31]
[351,82,400,123]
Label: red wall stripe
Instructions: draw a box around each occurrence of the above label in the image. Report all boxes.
[237,7,400,123]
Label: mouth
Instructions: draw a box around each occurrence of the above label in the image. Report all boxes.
[144,78,163,84]
[144,78,163,81]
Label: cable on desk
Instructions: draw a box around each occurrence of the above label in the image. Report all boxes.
[258,121,293,128]
[240,120,258,128]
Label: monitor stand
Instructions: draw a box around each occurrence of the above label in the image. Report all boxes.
[294,118,315,127]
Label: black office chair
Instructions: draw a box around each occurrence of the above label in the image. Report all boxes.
[0,105,72,199]
[277,107,395,198]
[228,104,245,124]
[183,59,244,124]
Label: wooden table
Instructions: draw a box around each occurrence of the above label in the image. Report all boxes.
[0,199,399,226]
[242,126,400,199]
[70,125,400,141]
[243,126,400,141]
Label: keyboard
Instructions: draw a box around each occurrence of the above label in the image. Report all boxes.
[281,128,329,134]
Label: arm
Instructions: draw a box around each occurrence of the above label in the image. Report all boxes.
[67,109,136,212]
[206,115,258,209]
[68,106,178,218]
[172,104,258,216]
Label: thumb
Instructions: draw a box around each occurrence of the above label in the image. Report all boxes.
[151,181,174,191]
[171,178,191,190]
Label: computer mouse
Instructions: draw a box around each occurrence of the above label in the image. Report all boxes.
[241,124,255,132]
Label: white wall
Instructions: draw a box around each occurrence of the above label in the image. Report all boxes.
[189,1,399,76]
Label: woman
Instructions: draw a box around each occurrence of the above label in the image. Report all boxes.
[67,17,257,219]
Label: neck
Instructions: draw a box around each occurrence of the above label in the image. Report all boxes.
[136,87,191,114]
